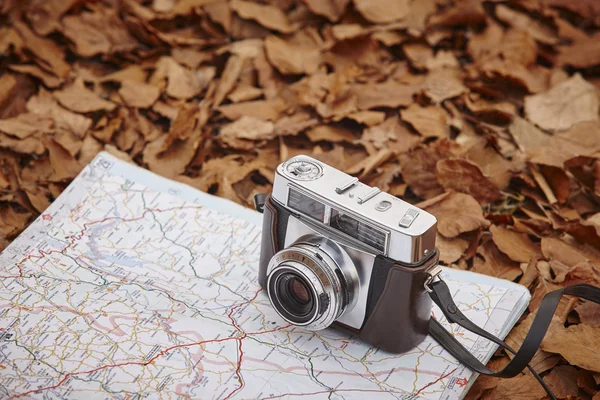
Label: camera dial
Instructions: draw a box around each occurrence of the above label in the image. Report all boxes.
[266,235,358,330]
[282,159,323,181]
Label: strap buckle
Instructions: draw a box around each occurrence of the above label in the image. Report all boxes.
[424,265,442,293]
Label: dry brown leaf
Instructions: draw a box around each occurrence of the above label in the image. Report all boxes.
[400,139,461,199]
[160,104,200,152]
[274,113,319,136]
[542,323,600,372]
[362,116,422,155]
[490,225,541,263]
[541,237,600,268]
[421,191,491,237]
[228,83,262,103]
[353,80,418,110]
[306,125,357,143]
[508,117,552,152]
[436,159,501,204]
[400,104,449,138]
[219,99,287,121]
[27,90,92,138]
[353,0,409,24]
[152,57,202,100]
[264,36,321,76]
[422,68,468,103]
[143,131,203,178]
[345,111,385,127]
[12,21,70,78]
[9,64,62,88]
[230,0,295,34]
[220,116,275,141]
[576,301,600,328]
[427,0,486,29]
[118,80,161,109]
[44,137,82,181]
[483,373,547,400]
[303,0,350,22]
[524,74,599,132]
[473,240,523,281]
[0,133,45,155]
[0,113,53,139]
[62,8,138,57]
[26,0,80,35]
[557,32,600,69]
[213,54,245,108]
[53,80,116,113]
[436,234,469,264]
[345,148,393,178]
[495,5,558,45]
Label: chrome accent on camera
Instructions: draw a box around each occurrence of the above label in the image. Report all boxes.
[282,217,375,330]
[424,265,443,293]
[272,155,437,264]
[266,234,359,330]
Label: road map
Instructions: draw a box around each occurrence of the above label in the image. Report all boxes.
[0,153,530,400]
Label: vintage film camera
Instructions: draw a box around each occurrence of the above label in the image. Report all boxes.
[255,155,440,353]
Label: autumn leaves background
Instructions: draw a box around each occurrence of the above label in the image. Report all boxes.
[0,0,600,398]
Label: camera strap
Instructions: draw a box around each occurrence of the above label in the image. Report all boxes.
[427,277,600,400]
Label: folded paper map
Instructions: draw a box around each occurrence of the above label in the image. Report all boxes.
[0,152,530,400]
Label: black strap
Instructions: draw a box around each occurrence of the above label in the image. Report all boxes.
[429,279,600,400]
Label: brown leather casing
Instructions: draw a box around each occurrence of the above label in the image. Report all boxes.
[257,194,436,354]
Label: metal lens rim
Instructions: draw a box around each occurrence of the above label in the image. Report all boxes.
[266,244,347,330]
[268,267,318,325]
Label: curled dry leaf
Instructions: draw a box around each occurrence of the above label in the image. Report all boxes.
[345,148,393,178]
[400,104,449,138]
[524,74,599,132]
[400,139,461,199]
[361,116,422,155]
[12,21,70,78]
[0,113,53,139]
[419,191,491,238]
[53,81,116,113]
[9,64,62,88]
[306,125,357,144]
[303,0,350,22]
[490,225,540,263]
[542,365,579,398]
[62,8,138,57]
[483,373,547,400]
[353,80,418,110]
[353,0,410,24]
[436,159,501,205]
[473,240,522,281]
[264,36,321,75]
[230,0,295,34]
[495,5,559,45]
[575,300,600,328]
[118,80,161,109]
[557,32,600,69]
[220,116,275,141]
[213,54,245,108]
[219,99,287,121]
[436,234,469,264]
[27,89,92,138]
[152,57,202,100]
[542,323,600,373]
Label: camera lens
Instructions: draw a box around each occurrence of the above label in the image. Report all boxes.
[270,271,316,323]
[266,235,358,330]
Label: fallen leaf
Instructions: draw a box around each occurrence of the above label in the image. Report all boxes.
[9,64,62,88]
[0,113,53,139]
[524,74,599,132]
[361,116,422,154]
[542,323,600,373]
[151,57,202,100]
[12,21,70,78]
[400,139,461,199]
[303,0,350,22]
[26,0,80,35]
[473,240,522,281]
[508,117,552,152]
[422,68,468,103]
[53,80,116,113]
[495,4,559,45]
[436,234,469,264]
[160,104,201,152]
[427,0,486,29]
[44,137,81,181]
[227,83,262,103]
[344,111,385,127]
[118,80,161,109]
[219,99,287,121]
[541,237,600,268]
[352,80,418,110]
[264,36,321,75]
[353,0,410,24]
[27,90,92,138]
[483,373,547,400]
[213,54,245,107]
[306,125,357,143]
[230,0,295,33]
[576,301,600,328]
[421,191,491,237]
[62,8,138,57]
[490,225,541,263]
[143,132,202,178]
[557,32,600,69]
[220,116,275,141]
[400,104,449,138]
[345,148,393,178]
[577,368,598,395]
[436,158,501,204]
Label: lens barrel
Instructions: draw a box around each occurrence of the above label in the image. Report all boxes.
[266,235,358,330]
